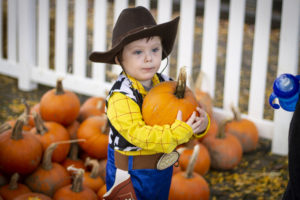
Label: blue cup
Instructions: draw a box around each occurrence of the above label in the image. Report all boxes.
[269,73,300,112]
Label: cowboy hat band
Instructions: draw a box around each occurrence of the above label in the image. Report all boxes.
[89,6,180,64]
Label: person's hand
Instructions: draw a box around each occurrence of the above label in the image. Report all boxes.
[176,107,209,135]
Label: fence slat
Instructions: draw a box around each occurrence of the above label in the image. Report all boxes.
[135,0,150,9]
[0,0,2,59]
[92,0,107,82]
[38,0,50,70]
[111,0,128,75]
[157,0,172,76]
[223,0,246,111]
[73,0,87,77]
[8,0,17,61]
[272,0,300,155]
[55,0,68,74]
[200,0,220,97]
[18,0,37,90]
[177,0,196,82]
[248,0,273,119]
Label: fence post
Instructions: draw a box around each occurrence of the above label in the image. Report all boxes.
[17,0,37,91]
[272,0,300,155]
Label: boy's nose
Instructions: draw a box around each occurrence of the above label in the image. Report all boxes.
[144,52,152,62]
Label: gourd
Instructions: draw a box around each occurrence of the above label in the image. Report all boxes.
[0,173,31,199]
[31,112,71,162]
[202,119,243,170]
[39,78,80,126]
[142,67,199,125]
[169,144,210,200]
[225,106,259,152]
[53,166,98,200]
[0,119,43,175]
[78,97,106,122]
[77,116,108,159]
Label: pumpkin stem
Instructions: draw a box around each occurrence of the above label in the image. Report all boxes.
[230,104,242,121]
[20,98,30,125]
[55,78,65,95]
[0,123,11,133]
[216,119,232,139]
[84,157,100,179]
[67,166,85,193]
[174,67,187,99]
[185,144,200,179]
[11,119,24,140]
[42,139,86,170]
[69,143,80,161]
[100,115,109,134]
[96,100,103,110]
[8,173,19,190]
[33,112,49,135]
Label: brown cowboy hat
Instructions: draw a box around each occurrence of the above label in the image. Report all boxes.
[89,6,180,64]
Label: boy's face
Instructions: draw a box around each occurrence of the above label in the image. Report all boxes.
[118,36,162,85]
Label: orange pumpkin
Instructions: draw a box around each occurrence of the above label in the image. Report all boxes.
[169,145,210,200]
[97,184,107,199]
[142,67,199,126]
[53,167,98,200]
[0,173,31,200]
[83,157,105,192]
[25,142,71,197]
[66,120,80,139]
[0,119,43,175]
[225,106,259,152]
[77,116,108,159]
[39,78,80,126]
[30,113,71,162]
[202,119,243,170]
[14,192,52,200]
[78,97,106,122]
[179,142,211,175]
[62,143,86,175]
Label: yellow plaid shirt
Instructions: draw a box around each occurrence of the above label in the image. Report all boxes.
[107,73,209,155]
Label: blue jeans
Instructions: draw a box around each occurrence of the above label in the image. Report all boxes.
[106,146,173,200]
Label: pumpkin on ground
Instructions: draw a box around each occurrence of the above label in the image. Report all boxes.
[25,142,71,197]
[31,112,71,162]
[142,67,199,125]
[202,119,243,170]
[179,142,211,176]
[169,144,210,200]
[0,119,43,175]
[39,78,80,126]
[78,96,106,122]
[83,157,105,192]
[0,173,31,200]
[225,106,259,153]
[13,192,52,200]
[77,116,108,159]
[53,167,98,200]
[97,184,106,199]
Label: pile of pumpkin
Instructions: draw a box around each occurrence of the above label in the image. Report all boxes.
[0,70,259,200]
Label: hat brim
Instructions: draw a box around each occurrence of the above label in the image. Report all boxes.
[89,16,180,64]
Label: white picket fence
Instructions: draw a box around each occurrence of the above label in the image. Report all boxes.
[0,0,299,155]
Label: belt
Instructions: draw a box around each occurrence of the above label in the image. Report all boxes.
[114,151,179,170]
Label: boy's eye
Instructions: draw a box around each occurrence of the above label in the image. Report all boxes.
[134,50,142,55]
[152,48,160,53]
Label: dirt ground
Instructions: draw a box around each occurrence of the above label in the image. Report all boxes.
[0,74,289,200]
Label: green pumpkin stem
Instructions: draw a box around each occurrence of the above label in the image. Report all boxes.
[11,119,24,140]
[55,78,65,95]
[33,112,49,135]
[8,173,19,190]
[85,157,100,179]
[175,67,187,99]
[185,144,200,179]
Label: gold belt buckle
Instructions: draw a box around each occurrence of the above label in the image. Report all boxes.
[156,151,179,170]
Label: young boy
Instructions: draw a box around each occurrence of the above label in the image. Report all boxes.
[89,6,210,200]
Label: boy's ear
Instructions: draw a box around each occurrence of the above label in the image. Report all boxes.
[114,57,120,65]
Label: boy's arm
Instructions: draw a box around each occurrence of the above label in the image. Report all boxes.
[107,92,193,153]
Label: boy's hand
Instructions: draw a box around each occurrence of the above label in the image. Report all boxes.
[176,107,209,134]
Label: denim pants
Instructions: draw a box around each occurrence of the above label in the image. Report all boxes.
[106,146,173,200]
